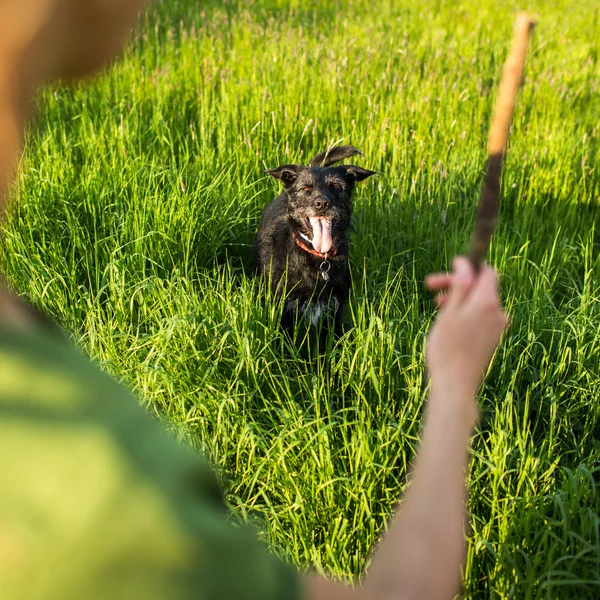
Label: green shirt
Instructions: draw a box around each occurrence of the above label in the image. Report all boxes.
[0,326,299,600]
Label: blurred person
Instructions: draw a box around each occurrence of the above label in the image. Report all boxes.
[0,1,508,599]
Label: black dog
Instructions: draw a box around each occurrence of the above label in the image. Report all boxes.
[253,145,375,344]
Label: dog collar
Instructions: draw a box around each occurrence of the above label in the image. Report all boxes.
[291,230,338,259]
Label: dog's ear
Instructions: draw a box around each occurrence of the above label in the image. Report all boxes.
[340,165,377,182]
[309,145,363,167]
[265,164,301,187]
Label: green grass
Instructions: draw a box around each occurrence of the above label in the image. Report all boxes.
[2,0,600,596]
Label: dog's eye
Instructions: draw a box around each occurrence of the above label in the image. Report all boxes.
[301,185,313,191]
[327,180,341,189]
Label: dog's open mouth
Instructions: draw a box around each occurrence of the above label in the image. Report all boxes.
[308,217,333,254]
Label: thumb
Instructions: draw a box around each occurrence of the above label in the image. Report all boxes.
[446,257,475,309]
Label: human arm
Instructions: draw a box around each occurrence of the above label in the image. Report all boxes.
[305,257,508,600]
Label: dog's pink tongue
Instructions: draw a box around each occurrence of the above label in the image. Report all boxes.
[309,217,333,254]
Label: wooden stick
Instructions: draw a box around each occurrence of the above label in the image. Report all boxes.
[468,12,536,270]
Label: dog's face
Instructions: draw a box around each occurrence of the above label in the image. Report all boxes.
[266,164,375,253]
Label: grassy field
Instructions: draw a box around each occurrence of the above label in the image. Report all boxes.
[2,0,600,596]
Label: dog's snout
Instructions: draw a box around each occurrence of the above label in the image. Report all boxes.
[314,199,330,210]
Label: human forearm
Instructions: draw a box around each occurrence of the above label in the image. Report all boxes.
[305,382,475,600]
[362,381,475,600]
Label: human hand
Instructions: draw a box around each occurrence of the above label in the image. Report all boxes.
[425,257,508,398]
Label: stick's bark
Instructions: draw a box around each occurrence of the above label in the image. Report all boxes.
[468,12,536,269]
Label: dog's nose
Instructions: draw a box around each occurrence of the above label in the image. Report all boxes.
[314,199,330,210]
